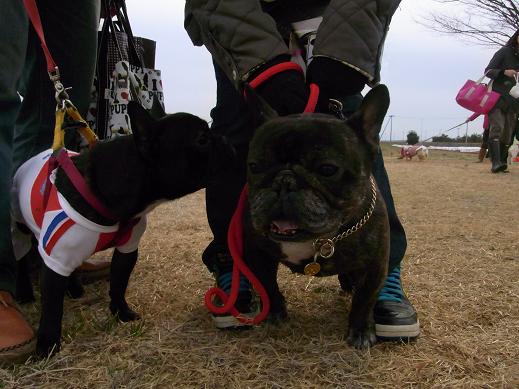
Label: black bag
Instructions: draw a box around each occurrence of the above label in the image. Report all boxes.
[86,0,165,140]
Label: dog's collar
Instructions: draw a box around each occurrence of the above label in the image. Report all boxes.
[304,175,377,276]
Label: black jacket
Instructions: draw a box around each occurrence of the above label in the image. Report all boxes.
[485,46,519,95]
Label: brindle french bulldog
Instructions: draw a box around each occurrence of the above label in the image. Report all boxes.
[11,102,232,357]
[244,85,391,348]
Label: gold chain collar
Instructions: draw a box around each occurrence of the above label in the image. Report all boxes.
[304,175,377,276]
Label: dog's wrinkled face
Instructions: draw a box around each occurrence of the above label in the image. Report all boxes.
[247,85,390,242]
[128,102,232,199]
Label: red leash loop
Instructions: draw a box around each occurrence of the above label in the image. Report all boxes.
[246,61,320,113]
[248,62,304,90]
[204,186,270,324]
[304,83,319,113]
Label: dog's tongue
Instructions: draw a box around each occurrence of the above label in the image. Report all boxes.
[271,220,299,234]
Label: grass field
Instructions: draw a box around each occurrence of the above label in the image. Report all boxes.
[1,145,518,388]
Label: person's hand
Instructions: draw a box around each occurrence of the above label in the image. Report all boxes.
[248,57,309,116]
[504,69,518,78]
[306,57,368,114]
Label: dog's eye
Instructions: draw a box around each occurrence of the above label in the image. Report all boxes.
[248,162,262,174]
[317,164,339,177]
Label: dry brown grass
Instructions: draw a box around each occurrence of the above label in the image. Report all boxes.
[1,146,519,388]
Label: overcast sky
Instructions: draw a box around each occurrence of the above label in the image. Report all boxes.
[125,0,498,141]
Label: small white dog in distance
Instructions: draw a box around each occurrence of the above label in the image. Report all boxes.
[399,145,429,161]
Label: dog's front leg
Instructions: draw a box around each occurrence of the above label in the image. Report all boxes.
[109,249,140,322]
[37,264,68,357]
[346,263,387,349]
[247,254,287,322]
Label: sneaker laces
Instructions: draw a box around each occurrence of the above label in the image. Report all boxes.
[217,271,251,294]
[377,266,404,302]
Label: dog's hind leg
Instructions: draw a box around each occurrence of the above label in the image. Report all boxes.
[13,223,36,303]
[109,249,140,322]
[66,271,85,299]
[37,264,68,357]
[15,254,35,304]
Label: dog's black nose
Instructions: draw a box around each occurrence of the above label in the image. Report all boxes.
[273,170,297,193]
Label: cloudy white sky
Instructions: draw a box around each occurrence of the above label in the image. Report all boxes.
[125,0,498,141]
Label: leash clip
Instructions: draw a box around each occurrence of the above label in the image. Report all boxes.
[48,66,70,105]
[313,238,335,259]
[328,99,346,120]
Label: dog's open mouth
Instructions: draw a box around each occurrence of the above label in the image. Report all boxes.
[269,220,307,241]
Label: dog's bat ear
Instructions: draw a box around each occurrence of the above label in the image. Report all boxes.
[243,83,278,127]
[346,84,390,154]
[128,101,156,159]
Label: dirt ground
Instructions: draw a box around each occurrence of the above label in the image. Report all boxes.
[1,146,518,388]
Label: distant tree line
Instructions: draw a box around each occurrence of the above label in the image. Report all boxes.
[405,130,483,144]
[430,133,483,143]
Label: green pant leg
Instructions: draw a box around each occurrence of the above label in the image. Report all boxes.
[13,0,100,172]
[0,0,28,294]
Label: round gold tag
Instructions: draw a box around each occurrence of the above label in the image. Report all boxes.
[304,262,321,276]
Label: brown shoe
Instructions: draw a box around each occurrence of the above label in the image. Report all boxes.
[76,258,111,284]
[0,290,35,365]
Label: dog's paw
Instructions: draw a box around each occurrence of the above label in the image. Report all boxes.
[110,303,141,322]
[267,307,288,324]
[346,326,377,349]
[36,338,61,359]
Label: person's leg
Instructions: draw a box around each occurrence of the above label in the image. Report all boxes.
[335,94,419,340]
[487,106,508,173]
[0,0,36,364]
[501,110,518,164]
[371,150,419,340]
[203,62,255,328]
[13,0,100,171]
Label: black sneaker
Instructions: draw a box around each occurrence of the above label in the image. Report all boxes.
[211,263,254,329]
[374,265,420,340]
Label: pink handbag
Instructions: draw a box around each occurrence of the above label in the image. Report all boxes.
[456,74,500,115]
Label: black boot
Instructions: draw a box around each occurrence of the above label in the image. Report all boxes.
[501,142,510,166]
[489,140,507,173]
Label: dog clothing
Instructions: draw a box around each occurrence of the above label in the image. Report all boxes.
[11,149,147,277]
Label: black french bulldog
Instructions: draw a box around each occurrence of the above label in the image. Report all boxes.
[12,102,231,357]
[244,85,391,348]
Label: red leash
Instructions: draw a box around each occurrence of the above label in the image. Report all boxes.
[23,0,56,74]
[204,62,318,325]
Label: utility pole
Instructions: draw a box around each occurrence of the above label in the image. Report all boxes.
[389,115,394,142]
[420,118,424,142]
[465,122,469,143]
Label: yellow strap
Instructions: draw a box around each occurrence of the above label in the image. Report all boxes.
[51,103,98,152]
[52,108,66,151]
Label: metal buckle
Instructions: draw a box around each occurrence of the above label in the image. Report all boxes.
[328,99,346,120]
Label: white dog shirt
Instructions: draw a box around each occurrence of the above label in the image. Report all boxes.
[11,149,147,277]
